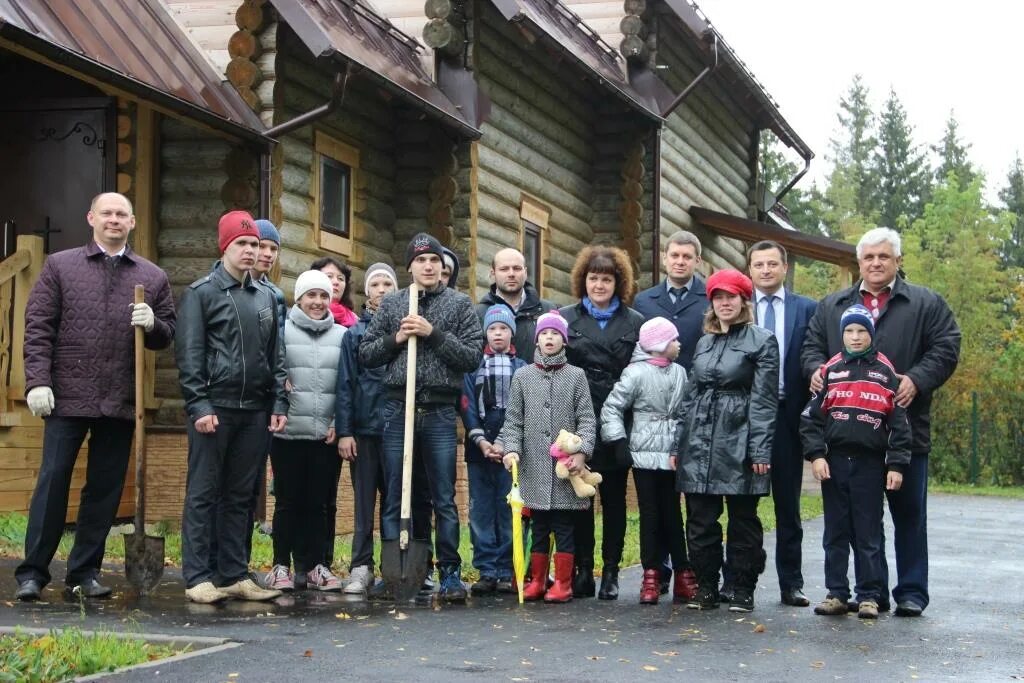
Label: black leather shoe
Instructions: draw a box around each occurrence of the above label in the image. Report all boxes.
[572,565,595,598]
[781,588,810,607]
[64,578,112,599]
[597,568,619,600]
[16,579,42,602]
[895,600,923,617]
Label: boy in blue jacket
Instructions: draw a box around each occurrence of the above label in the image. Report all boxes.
[800,304,912,620]
[460,305,526,595]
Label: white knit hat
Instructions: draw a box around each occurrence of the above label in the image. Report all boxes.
[294,269,333,301]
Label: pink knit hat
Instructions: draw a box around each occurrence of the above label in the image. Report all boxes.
[639,316,678,353]
[535,310,569,342]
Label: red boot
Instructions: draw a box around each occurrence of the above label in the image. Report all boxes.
[673,568,699,604]
[523,553,549,601]
[640,569,660,605]
[544,552,574,603]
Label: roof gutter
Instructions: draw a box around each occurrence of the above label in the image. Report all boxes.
[264,69,350,139]
[0,24,269,146]
[661,32,718,117]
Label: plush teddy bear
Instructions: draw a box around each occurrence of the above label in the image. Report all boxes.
[549,429,603,498]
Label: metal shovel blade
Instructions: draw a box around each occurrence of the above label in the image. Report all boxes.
[381,537,432,602]
[124,532,165,594]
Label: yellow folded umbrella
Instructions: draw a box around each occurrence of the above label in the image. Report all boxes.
[508,461,526,604]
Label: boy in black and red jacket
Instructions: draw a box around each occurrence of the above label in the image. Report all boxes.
[800,304,912,620]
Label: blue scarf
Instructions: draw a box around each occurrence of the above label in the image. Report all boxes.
[583,295,620,329]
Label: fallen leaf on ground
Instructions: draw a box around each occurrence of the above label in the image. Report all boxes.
[653,651,678,657]
[227,674,238,679]
[753,624,766,633]
[810,661,824,669]
[587,656,605,661]
[335,612,351,620]
[303,650,313,658]
[642,665,658,671]
[395,611,409,620]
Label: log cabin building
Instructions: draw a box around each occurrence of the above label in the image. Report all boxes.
[0,0,856,534]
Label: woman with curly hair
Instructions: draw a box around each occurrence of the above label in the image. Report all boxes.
[311,256,358,328]
[559,244,645,600]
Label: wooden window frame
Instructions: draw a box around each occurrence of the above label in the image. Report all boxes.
[313,130,359,256]
[519,195,550,297]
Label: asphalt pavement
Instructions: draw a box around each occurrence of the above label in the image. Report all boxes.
[2,493,1022,681]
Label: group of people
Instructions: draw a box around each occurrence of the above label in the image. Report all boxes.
[13,192,961,622]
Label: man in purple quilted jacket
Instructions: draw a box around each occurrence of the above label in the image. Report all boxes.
[15,192,176,602]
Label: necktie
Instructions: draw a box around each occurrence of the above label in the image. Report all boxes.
[670,286,687,302]
[762,295,777,334]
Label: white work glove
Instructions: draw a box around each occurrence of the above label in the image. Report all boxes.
[26,387,54,417]
[131,302,155,332]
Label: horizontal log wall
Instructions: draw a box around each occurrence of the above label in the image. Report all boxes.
[655,15,755,272]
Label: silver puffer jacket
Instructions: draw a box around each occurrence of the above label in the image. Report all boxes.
[600,345,688,470]
[276,305,345,441]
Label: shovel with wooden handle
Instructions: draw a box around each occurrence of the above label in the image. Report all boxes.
[124,284,165,594]
[380,282,432,601]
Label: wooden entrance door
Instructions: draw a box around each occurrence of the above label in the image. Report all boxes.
[0,98,116,256]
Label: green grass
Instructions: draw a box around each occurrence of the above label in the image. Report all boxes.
[0,494,825,581]
[0,628,180,681]
[929,483,1024,499]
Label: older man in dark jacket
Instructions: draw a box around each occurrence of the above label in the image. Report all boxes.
[176,211,288,604]
[802,227,960,617]
[16,192,175,602]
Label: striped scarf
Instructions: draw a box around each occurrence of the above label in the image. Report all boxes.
[476,346,516,419]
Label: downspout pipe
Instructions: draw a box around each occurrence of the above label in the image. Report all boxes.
[769,152,811,211]
[661,33,718,117]
[259,67,353,219]
[651,126,662,286]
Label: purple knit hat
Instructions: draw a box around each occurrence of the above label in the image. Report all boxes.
[535,310,569,342]
[639,317,678,353]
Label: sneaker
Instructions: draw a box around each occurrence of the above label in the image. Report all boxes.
[185,581,229,604]
[264,565,294,592]
[729,588,755,613]
[307,564,342,592]
[496,577,515,594]
[471,576,497,596]
[814,596,849,616]
[221,578,282,602]
[858,600,879,619]
[439,568,468,603]
[344,565,372,595]
[687,586,719,610]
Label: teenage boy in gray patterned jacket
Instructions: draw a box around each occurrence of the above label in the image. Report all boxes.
[496,310,596,603]
[359,233,483,602]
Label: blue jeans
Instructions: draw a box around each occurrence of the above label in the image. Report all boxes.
[467,460,512,579]
[878,452,929,608]
[381,401,461,568]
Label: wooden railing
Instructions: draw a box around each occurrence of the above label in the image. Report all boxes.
[0,235,44,423]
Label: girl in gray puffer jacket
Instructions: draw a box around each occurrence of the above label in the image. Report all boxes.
[601,317,696,606]
[268,271,346,593]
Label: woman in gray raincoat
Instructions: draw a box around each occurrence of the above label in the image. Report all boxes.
[671,269,779,613]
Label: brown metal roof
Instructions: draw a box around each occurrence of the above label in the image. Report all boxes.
[661,0,812,162]
[0,0,266,141]
[690,206,856,268]
[270,0,480,138]
[490,0,661,121]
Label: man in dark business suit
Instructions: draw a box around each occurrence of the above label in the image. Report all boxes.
[747,240,817,607]
[633,230,708,371]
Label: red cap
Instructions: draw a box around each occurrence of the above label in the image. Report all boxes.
[218,210,260,253]
[706,269,753,300]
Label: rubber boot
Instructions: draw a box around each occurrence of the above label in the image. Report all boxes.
[544,552,574,603]
[598,566,619,600]
[673,568,699,604]
[572,560,595,598]
[523,553,549,602]
[639,569,660,605]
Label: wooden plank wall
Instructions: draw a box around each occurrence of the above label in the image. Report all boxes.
[654,14,755,272]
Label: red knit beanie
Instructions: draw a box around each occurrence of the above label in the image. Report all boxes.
[218,210,260,253]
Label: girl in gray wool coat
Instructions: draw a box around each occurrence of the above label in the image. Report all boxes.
[600,317,697,607]
[496,311,596,603]
[266,270,346,593]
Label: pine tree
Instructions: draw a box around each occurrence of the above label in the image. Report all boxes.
[826,75,877,219]
[932,111,977,189]
[998,152,1024,268]
[872,88,930,230]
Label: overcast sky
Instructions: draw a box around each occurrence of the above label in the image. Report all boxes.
[696,0,1021,202]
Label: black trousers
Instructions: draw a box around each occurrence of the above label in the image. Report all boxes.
[633,469,688,570]
[686,493,765,591]
[16,416,133,587]
[770,410,805,591]
[573,467,628,568]
[821,453,886,602]
[531,509,574,555]
[270,438,341,572]
[349,435,386,570]
[181,408,267,588]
